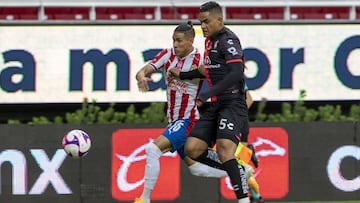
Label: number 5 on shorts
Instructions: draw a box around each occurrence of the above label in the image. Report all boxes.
[219,118,234,130]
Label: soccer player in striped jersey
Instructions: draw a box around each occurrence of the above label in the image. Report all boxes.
[134,21,232,203]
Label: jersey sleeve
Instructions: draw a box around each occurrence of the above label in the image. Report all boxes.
[149,48,171,70]
[219,37,244,64]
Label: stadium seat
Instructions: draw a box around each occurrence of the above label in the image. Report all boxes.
[291,7,319,19]
[161,7,198,20]
[124,13,153,20]
[226,7,283,20]
[227,7,250,19]
[0,14,18,20]
[291,7,349,20]
[253,7,283,19]
[45,7,89,20]
[177,7,199,19]
[96,7,155,20]
[96,13,121,20]
[0,7,38,20]
[322,7,349,19]
[20,14,38,20]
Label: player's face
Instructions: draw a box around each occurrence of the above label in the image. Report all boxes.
[172,32,193,58]
[199,11,222,38]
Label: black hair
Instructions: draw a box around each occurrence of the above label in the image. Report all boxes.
[200,1,222,16]
[174,21,195,38]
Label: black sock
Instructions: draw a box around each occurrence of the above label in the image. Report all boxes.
[194,150,224,170]
[222,159,248,199]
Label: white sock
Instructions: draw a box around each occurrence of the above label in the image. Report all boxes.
[188,162,228,178]
[238,197,250,203]
[141,142,163,202]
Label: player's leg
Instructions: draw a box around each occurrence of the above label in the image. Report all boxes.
[184,106,225,169]
[183,154,228,178]
[184,108,250,180]
[217,138,249,203]
[135,119,190,203]
[185,116,224,170]
[236,146,263,202]
[239,126,259,168]
[248,176,263,202]
[216,105,250,203]
[243,164,264,202]
[134,135,171,203]
[247,143,259,168]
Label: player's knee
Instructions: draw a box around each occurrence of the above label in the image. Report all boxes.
[185,138,207,159]
[184,144,197,159]
[184,141,199,158]
[216,141,237,161]
[145,142,161,156]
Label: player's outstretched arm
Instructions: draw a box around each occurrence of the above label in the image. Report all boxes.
[136,65,155,92]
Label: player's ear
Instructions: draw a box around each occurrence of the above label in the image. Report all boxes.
[217,15,223,24]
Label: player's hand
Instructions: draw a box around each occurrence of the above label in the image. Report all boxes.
[196,99,210,115]
[166,69,175,81]
[168,68,181,79]
[137,77,153,92]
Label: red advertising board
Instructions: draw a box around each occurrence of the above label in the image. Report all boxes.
[111,128,180,201]
[220,127,289,199]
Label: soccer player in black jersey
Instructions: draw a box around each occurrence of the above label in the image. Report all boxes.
[169,1,251,202]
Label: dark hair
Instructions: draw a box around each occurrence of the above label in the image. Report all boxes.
[174,21,195,38]
[200,1,222,16]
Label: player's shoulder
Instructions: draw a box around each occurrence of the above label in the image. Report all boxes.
[156,47,173,55]
[217,27,240,45]
[220,27,239,39]
[186,47,201,59]
[157,47,175,58]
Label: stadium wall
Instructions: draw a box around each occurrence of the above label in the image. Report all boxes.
[0,22,359,103]
[0,122,359,203]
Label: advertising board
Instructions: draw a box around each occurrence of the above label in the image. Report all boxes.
[0,23,359,103]
[0,123,359,202]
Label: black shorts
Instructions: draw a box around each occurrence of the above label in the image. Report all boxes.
[189,101,249,146]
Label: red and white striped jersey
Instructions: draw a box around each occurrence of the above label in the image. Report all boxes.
[149,47,203,123]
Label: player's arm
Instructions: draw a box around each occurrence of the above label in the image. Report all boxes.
[198,38,244,103]
[168,64,206,80]
[136,64,155,92]
[245,90,253,109]
[180,64,206,79]
[198,61,244,102]
[137,48,169,91]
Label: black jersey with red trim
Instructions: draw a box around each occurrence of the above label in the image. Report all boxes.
[202,27,246,104]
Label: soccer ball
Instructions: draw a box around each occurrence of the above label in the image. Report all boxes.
[62,129,91,158]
